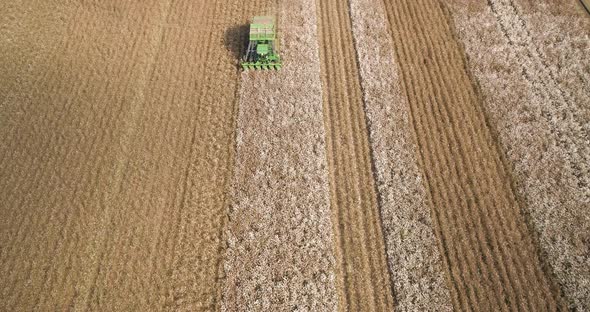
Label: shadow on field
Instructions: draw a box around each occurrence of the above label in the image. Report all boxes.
[224,24,249,67]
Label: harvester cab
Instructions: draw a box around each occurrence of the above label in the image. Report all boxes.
[241,16,282,70]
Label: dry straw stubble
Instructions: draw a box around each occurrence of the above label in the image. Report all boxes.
[316,0,396,310]
[348,0,453,310]
[222,0,338,310]
[381,0,566,310]
[448,0,590,309]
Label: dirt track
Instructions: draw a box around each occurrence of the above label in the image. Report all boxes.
[348,0,453,310]
[2,3,173,309]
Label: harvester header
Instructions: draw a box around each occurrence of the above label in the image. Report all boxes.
[241,16,282,70]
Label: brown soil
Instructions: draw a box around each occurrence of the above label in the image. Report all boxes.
[2,3,173,310]
[221,0,338,310]
[448,0,590,309]
[316,0,395,310]
[1,0,266,310]
[0,1,74,100]
[381,0,567,310]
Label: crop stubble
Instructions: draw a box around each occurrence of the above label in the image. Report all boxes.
[0,0,267,310]
[347,0,453,310]
[448,0,590,309]
[2,0,585,311]
[221,0,338,310]
[381,0,566,310]
[316,0,396,310]
[0,1,73,101]
[1,3,171,309]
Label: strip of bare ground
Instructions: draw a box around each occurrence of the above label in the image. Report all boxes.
[0,0,267,310]
[315,0,395,310]
[381,0,567,310]
[221,0,338,310]
[447,0,590,309]
[347,0,453,310]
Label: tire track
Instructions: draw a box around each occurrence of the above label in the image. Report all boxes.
[69,1,183,310]
[315,0,395,310]
[381,0,566,310]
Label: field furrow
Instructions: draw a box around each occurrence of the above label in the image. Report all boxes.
[347,0,453,310]
[448,0,590,309]
[221,1,338,310]
[316,0,395,310]
[381,0,566,310]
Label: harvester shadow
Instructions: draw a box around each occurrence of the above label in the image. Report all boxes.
[224,24,249,69]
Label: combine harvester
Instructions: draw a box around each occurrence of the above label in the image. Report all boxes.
[241,16,282,70]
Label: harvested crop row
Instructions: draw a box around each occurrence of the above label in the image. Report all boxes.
[447,0,590,309]
[347,0,453,310]
[149,1,278,310]
[508,0,590,111]
[316,0,395,310]
[221,0,337,310]
[486,0,590,191]
[0,3,171,310]
[0,0,265,310]
[381,0,566,310]
[68,0,270,310]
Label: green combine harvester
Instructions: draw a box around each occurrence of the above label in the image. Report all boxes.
[241,16,282,70]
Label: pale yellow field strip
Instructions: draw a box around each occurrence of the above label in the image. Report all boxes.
[221,0,338,310]
[449,0,590,309]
